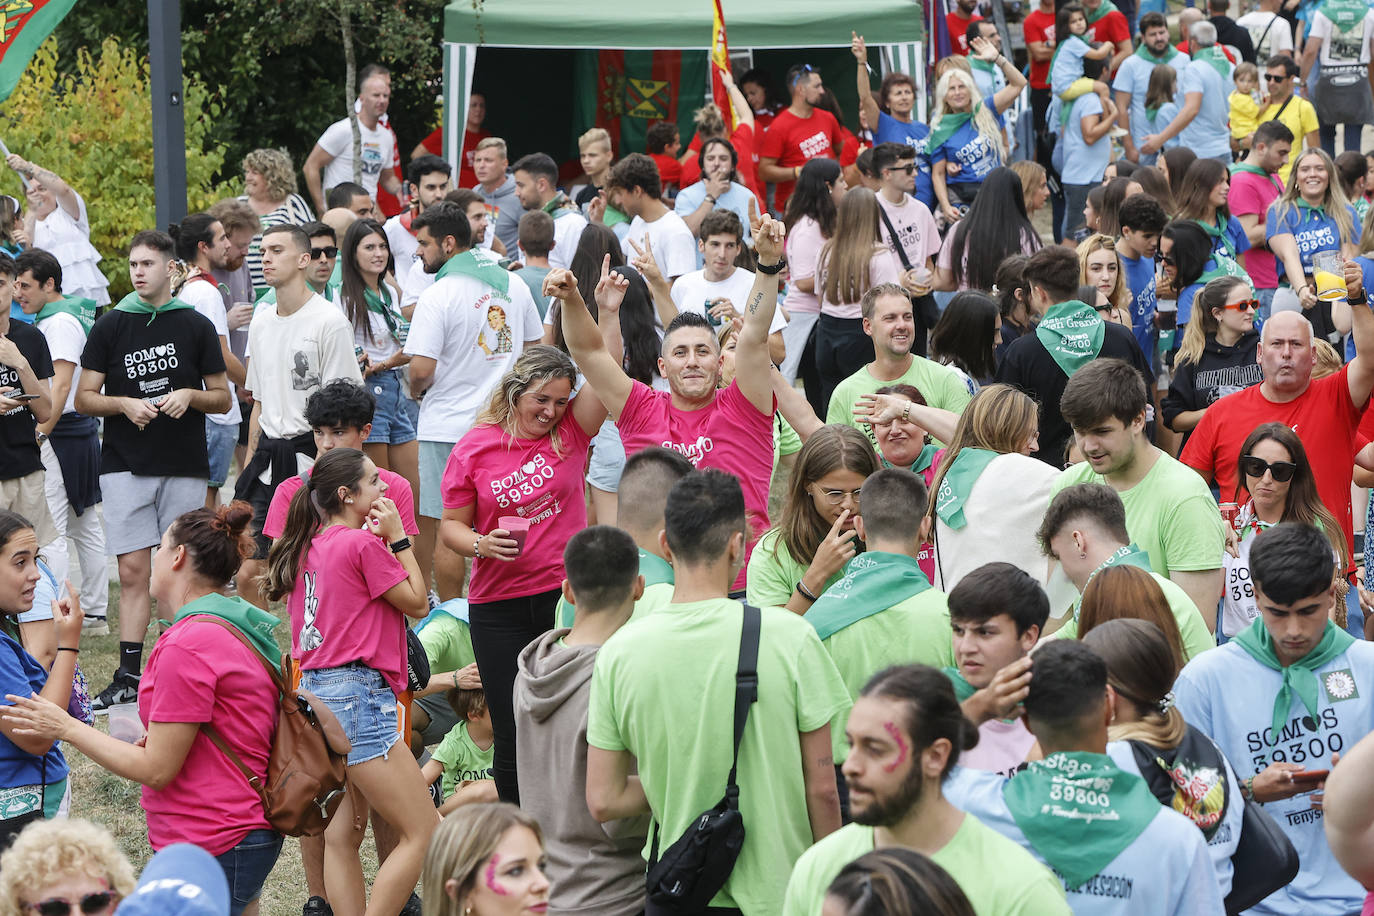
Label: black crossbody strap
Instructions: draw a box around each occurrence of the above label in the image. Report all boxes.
[724,604,761,794]
[877,205,914,272]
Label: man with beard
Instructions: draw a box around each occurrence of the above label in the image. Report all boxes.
[781,664,1069,916]
[385,154,452,302]
[1113,13,1188,167]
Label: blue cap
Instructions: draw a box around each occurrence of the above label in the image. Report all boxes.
[115,844,229,916]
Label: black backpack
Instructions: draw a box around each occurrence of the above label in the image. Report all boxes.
[645,603,760,912]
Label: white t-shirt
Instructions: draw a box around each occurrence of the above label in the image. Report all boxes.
[245,293,362,442]
[34,310,85,415]
[180,277,241,426]
[669,268,788,335]
[340,280,405,363]
[1307,9,1374,67]
[402,271,543,443]
[621,211,697,281]
[1236,10,1295,58]
[540,209,588,271]
[384,214,421,296]
[317,117,396,200]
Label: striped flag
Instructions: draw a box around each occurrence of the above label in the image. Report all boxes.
[710,0,737,130]
[0,0,77,105]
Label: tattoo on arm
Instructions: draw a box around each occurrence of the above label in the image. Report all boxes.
[747,291,763,315]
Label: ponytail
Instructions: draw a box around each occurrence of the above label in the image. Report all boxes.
[261,448,367,602]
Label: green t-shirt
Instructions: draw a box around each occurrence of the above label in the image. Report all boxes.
[588,599,851,915]
[417,612,476,673]
[554,550,676,629]
[746,528,846,609]
[781,818,1070,916]
[1054,452,1226,577]
[824,357,973,453]
[430,721,494,799]
[818,589,956,760]
[1055,570,1215,662]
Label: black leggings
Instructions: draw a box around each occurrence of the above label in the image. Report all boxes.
[468,587,560,804]
[814,314,875,415]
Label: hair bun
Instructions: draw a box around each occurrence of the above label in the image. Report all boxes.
[220,500,255,539]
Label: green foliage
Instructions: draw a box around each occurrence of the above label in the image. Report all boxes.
[0,37,233,298]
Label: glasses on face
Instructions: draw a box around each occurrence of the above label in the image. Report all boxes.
[814,486,861,507]
[1222,299,1260,312]
[885,164,917,174]
[310,246,339,260]
[1264,74,1288,82]
[26,892,118,916]
[1239,455,1297,482]
[1154,252,1176,266]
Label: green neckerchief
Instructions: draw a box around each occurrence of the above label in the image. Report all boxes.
[1320,0,1367,31]
[1071,543,1153,621]
[1034,300,1105,377]
[1145,104,1161,120]
[363,284,406,344]
[1086,0,1119,24]
[35,296,96,335]
[928,96,986,155]
[1192,46,1232,81]
[1133,41,1179,65]
[944,666,977,702]
[1003,751,1162,890]
[905,443,941,474]
[1232,617,1356,741]
[112,291,194,326]
[435,246,510,298]
[935,447,999,530]
[1231,161,1286,195]
[542,192,578,220]
[170,592,284,669]
[805,551,932,641]
[1195,252,1252,288]
[969,56,997,74]
[555,549,674,628]
[604,204,629,228]
[1196,215,1237,260]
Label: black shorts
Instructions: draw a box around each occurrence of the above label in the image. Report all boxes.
[237,473,274,561]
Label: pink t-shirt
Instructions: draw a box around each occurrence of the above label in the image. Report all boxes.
[288,525,409,694]
[139,610,277,855]
[1228,169,1283,289]
[877,194,941,269]
[617,380,774,588]
[819,248,903,319]
[264,467,419,540]
[782,216,826,315]
[440,413,593,604]
[937,230,1039,291]
[960,717,1037,778]
[915,452,943,581]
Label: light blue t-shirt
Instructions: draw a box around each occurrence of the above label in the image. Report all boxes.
[1120,250,1158,358]
[971,62,1006,101]
[674,180,756,270]
[943,765,1225,915]
[1051,35,1091,96]
[1146,101,1182,150]
[1265,202,1358,282]
[1175,636,1374,916]
[1061,93,1111,185]
[930,94,1005,185]
[1178,58,1234,158]
[1113,51,1190,160]
[875,113,934,207]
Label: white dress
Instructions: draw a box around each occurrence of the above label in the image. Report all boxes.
[34,194,110,306]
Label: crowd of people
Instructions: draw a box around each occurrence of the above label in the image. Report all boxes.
[5,12,1374,916]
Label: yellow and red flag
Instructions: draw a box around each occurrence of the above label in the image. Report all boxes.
[710,0,738,130]
[0,0,76,104]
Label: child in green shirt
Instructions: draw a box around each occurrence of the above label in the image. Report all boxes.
[421,686,497,814]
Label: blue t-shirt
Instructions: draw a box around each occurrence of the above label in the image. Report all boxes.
[674,180,756,269]
[1061,94,1111,185]
[930,95,1005,185]
[8,302,30,324]
[1177,278,1206,326]
[1051,36,1091,96]
[875,113,934,207]
[1120,250,1158,356]
[1265,201,1358,282]
[1207,216,1251,260]
[1146,101,1182,150]
[1113,51,1190,154]
[1177,58,1233,158]
[1175,636,1374,916]
[0,633,67,789]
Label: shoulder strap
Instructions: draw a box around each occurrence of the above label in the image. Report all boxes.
[876,205,914,271]
[1255,14,1278,55]
[1273,94,1294,122]
[724,604,761,796]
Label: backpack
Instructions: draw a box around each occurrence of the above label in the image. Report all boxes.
[197,617,353,837]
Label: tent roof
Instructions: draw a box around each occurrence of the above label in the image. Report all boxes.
[443,0,924,49]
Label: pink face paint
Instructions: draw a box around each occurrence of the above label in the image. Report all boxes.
[484,855,509,896]
[883,721,910,773]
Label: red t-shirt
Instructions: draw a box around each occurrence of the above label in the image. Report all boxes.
[420,126,491,189]
[759,107,844,212]
[946,11,982,54]
[1023,10,1057,89]
[265,467,418,540]
[1228,169,1284,289]
[1180,366,1365,554]
[650,152,683,187]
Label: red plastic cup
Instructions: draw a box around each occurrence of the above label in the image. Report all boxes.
[499,516,530,554]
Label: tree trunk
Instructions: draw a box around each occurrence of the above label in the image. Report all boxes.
[341,0,361,183]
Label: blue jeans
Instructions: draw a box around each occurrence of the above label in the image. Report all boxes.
[205,418,238,488]
[215,829,283,916]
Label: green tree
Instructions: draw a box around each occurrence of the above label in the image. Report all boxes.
[0,37,233,298]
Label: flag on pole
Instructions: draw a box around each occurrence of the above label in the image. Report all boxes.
[0,0,77,106]
[710,0,738,130]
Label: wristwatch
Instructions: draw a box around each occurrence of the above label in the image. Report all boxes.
[756,257,787,276]
[388,537,412,554]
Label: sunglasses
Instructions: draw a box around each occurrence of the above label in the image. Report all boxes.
[1155,251,1176,265]
[1239,455,1297,482]
[310,246,339,260]
[885,164,917,174]
[26,892,117,916]
[1221,299,1260,312]
[1264,74,1289,82]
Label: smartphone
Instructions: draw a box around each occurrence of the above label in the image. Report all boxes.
[1291,768,1329,786]
[2,390,39,401]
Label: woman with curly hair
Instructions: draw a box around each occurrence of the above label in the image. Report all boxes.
[239,148,316,289]
[0,819,135,916]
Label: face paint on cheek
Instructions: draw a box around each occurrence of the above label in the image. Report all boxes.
[883,721,910,773]
[484,856,509,896]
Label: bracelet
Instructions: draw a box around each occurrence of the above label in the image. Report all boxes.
[57,647,77,654]
[705,195,717,205]
[796,579,819,601]
[902,402,912,422]
[1240,775,1255,801]
[473,533,486,558]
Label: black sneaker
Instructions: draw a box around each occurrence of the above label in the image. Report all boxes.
[91,671,140,713]
[399,893,422,916]
[302,897,332,916]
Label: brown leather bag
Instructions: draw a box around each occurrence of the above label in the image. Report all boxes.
[195,616,353,837]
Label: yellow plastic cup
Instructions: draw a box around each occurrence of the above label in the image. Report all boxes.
[1313,251,1346,302]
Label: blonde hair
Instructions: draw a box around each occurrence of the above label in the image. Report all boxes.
[1010,160,1047,213]
[0,819,136,916]
[931,69,1006,162]
[925,385,1038,529]
[1272,148,1357,247]
[818,188,887,307]
[1233,61,1259,89]
[242,148,299,201]
[577,128,612,153]
[1076,234,1128,314]
[1313,339,1343,378]
[475,136,508,159]
[1177,276,1248,366]
[475,344,578,457]
[421,803,544,916]
[693,102,727,140]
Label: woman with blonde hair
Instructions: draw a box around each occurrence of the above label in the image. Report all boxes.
[421,803,549,916]
[1163,276,1262,441]
[0,819,135,916]
[1077,234,1130,322]
[238,147,315,289]
[1010,160,1050,219]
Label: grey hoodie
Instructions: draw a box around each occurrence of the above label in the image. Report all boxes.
[514,630,647,916]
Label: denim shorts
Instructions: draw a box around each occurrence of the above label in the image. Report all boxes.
[214,828,283,916]
[206,418,238,488]
[364,368,418,446]
[586,418,626,492]
[300,665,400,765]
[418,440,456,519]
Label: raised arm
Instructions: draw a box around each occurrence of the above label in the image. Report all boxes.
[548,265,635,419]
[774,367,823,440]
[852,32,883,135]
[1345,259,1374,407]
[971,36,1028,113]
[734,215,785,414]
[627,236,680,328]
[7,156,80,221]
[721,68,755,131]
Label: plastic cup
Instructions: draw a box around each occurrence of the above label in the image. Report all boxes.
[1313,251,1346,302]
[498,516,530,555]
[107,703,144,744]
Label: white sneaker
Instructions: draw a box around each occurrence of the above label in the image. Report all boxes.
[82,616,109,636]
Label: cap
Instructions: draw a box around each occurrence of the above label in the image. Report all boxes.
[115,844,229,916]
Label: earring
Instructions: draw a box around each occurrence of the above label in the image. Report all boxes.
[345,497,354,504]
[1079,551,1087,559]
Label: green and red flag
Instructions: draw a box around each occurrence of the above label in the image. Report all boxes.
[0,0,77,105]
[571,49,709,156]
[710,0,737,130]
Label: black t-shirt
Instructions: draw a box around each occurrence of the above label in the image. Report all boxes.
[0,320,53,481]
[81,308,225,477]
[995,321,1154,466]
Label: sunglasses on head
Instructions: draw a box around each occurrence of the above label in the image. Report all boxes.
[310,246,339,260]
[26,891,117,916]
[1221,298,1260,312]
[1239,455,1297,482]
[790,64,817,86]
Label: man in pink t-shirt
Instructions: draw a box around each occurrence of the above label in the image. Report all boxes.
[1228,121,1293,312]
[555,215,788,593]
